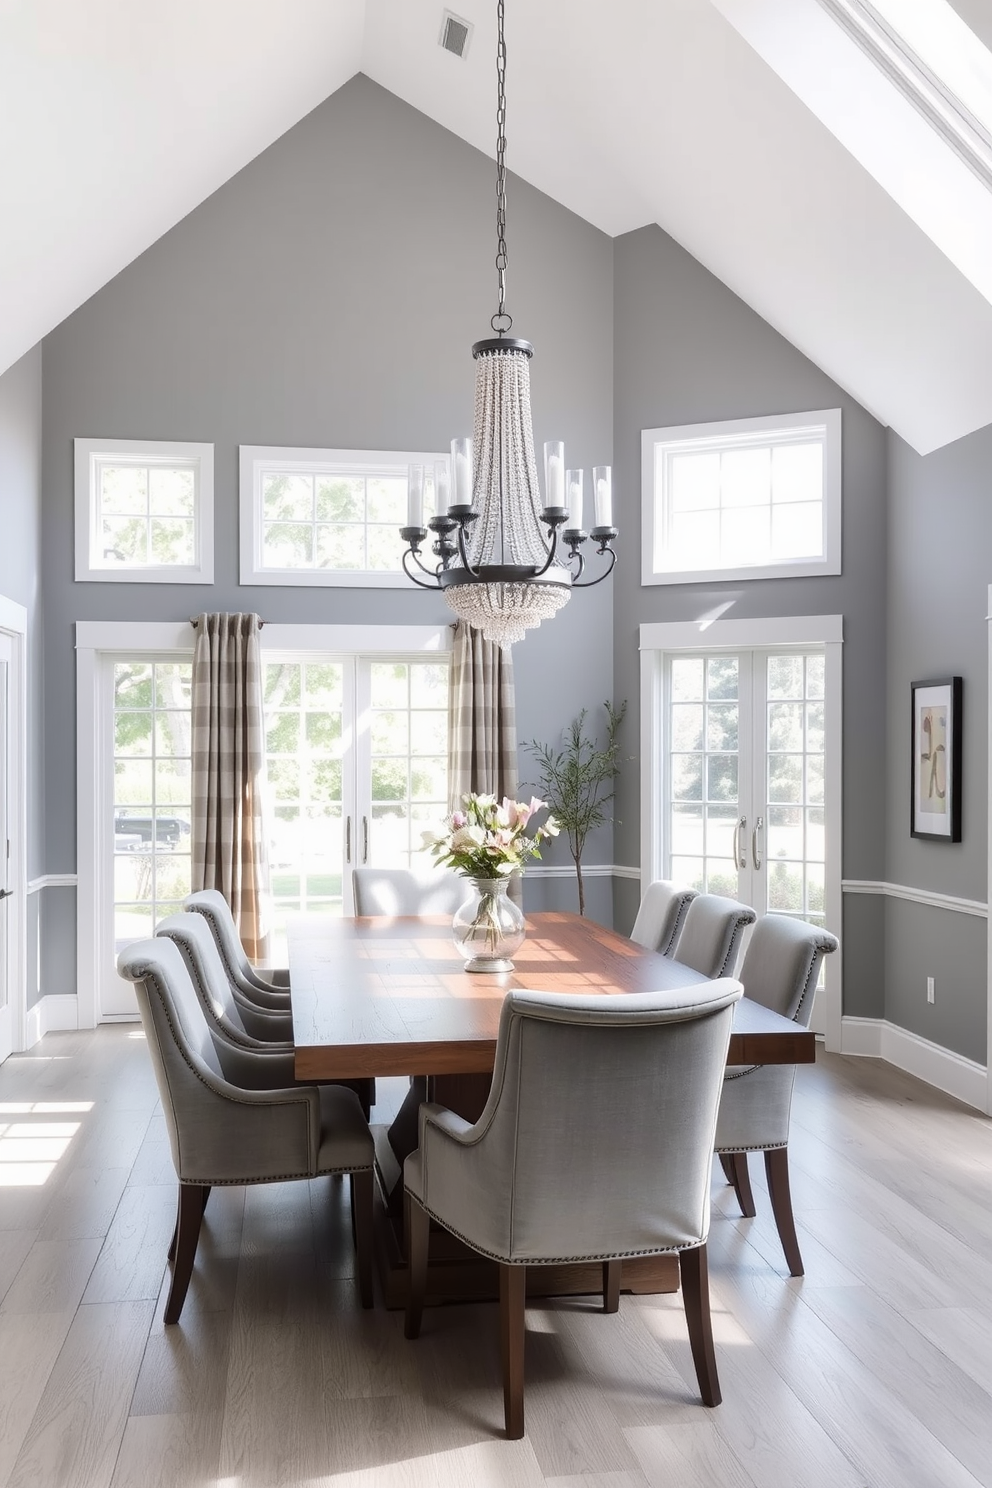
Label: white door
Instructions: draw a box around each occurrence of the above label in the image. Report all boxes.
[0,633,13,1061]
[664,647,834,1026]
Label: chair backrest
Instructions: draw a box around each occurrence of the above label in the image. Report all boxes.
[117,937,227,1178]
[675,894,757,978]
[156,912,248,1038]
[352,866,465,917]
[629,881,698,956]
[465,980,742,1262]
[739,914,839,1026]
[183,889,258,987]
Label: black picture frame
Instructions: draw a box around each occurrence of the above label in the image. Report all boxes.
[910,677,962,842]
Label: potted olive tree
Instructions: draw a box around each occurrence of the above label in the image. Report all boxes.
[523,701,626,917]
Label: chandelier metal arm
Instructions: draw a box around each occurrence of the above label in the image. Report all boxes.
[567,526,619,588]
[401,546,444,590]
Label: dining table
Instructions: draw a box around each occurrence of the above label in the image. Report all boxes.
[287,910,815,1306]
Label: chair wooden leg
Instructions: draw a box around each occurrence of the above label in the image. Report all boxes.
[164,1183,207,1325]
[404,1196,430,1339]
[679,1243,721,1407]
[166,1183,208,1265]
[499,1262,527,1440]
[727,1152,756,1218]
[350,1170,375,1308]
[718,1152,735,1184]
[602,1259,621,1313]
[764,1147,804,1277]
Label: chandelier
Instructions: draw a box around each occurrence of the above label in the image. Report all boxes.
[399,0,618,648]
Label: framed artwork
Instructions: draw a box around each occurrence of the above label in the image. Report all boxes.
[911,677,962,841]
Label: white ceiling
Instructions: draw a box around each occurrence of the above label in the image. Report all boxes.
[2,0,991,453]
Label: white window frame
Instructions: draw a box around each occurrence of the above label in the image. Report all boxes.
[641,409,842,586]
[640,615,843,1053]
[74,438,214,584]
[75,621,451,1027]
[240,445,450,588]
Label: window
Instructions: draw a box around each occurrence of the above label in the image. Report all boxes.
[240,446,448,587]
[641,410,841,585]
[74,439,214,583]
[112,660,193,953]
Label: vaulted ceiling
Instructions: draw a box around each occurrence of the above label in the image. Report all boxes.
[3,0,991,453]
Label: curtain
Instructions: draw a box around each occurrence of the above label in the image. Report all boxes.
[448,621,521,903]
[191,612,270,963]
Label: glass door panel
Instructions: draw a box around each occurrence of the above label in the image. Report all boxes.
[668,654,744,897]
[265,660,349,938]
[364,659,449,871]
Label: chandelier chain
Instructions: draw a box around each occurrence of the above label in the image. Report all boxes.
[492,0,512,336]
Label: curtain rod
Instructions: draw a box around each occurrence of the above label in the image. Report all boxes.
[189,616,265,629]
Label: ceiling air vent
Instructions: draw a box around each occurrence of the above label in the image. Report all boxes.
[439,10,473,59]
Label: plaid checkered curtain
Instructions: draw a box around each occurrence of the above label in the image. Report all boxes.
[191,613,271,963]
[448,621,520,899]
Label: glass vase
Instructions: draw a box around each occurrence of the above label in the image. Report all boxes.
[452,875,526,973]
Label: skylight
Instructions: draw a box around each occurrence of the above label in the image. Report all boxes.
[822,0,992,180]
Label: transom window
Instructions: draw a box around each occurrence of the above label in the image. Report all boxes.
[74,438,214,583]
[641,410,841,585]
[240,446,447,587]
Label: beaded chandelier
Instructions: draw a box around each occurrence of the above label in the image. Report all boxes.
[399,0,618,647]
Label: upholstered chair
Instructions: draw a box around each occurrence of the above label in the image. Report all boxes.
[352,866,465,917]
[159,911,293,1044]
[630,880,698,956]
[715,914,838,1276]
[183,889,291,1010]
[674,894,757,978]
[117,937,375,1322]
[404,979,743,1439]
[157,911,374,1119]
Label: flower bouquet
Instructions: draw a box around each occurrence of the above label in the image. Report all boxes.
[421,793,560,971]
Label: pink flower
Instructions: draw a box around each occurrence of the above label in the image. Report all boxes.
[451,811,467,829]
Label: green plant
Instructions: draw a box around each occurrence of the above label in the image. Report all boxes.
[524,701,627,916]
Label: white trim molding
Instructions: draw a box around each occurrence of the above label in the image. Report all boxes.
[24,994,80,1048]
[27,874,79,896]
[75,621,452,655]
[526,863,640,881]
[842,878,987,918]
[0,594,28,1058]
[841,1016,988,1111]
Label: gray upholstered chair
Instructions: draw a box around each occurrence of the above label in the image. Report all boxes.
[183,889,291,1010]
[630,880,698,955]
[157,911,374,1119]
[158,911,294,1045]
[117,937,375,1323]
[715,914,838,1276]
[674,894,756,978]
[404,979,744,1439]
[352,866,465,917]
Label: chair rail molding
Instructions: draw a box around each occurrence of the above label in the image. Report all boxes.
[842,879,988,918]
[27,874,79,895]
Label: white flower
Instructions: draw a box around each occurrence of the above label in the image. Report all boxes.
[451,824,486,851]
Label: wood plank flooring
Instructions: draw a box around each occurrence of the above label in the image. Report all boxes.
[0,1026,991,1487]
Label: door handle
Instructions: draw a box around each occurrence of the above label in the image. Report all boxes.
[362,816,369,864]
[345,816,352,864]
[752,815,764,870]
[0,888,11,900]
[731,816,747,870]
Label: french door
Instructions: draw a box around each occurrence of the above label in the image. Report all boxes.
[653,636,840,1036]
[262,653,449,935]
[666,648,828,924]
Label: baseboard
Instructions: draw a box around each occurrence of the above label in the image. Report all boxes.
[841,1016,987,1110]
[23,994,80,1048]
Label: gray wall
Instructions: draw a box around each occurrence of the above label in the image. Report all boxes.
[40,76,616,991]
[885,425,992,1059]
[610,226,889,1019]
[0,346,45,1006]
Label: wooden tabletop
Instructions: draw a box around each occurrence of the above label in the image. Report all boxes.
[288,911,816,1081]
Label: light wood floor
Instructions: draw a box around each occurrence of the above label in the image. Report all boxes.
[1,1028,991,1488]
